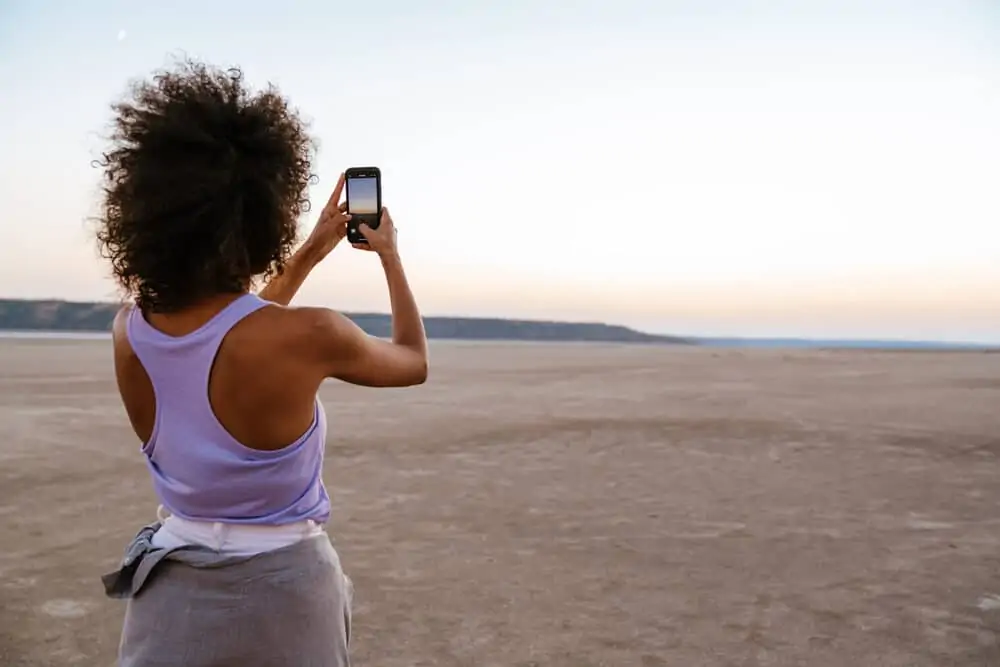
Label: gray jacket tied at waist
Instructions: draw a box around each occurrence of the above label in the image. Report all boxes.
[102,522,353,667]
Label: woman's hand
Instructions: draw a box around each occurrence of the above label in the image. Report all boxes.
[303,173,352,261]
[352,207,398,258]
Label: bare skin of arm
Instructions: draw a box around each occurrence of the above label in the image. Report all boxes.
[258,174,351,306]
[257,244,325,306]
[302,207,428,388]
[259,173,427,389]
[111,306,156,441]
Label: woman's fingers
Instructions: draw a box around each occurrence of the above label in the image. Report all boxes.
[329,173,346,207]
[319,173,346,217]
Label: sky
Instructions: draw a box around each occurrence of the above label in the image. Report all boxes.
[0,0,998,342]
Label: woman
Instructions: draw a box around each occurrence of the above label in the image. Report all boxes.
[96,59,428,667]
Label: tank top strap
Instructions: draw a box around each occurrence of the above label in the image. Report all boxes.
[125,293,271,401]
[201,293,271,338]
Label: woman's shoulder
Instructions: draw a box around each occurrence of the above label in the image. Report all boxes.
[257,304,353,344]
[229,303,352,363]
[110,303,136,350]
[248,304,368,381]
[205,304,342,397]
[111,302,135,328]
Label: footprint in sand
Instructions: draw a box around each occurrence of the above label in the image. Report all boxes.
[976,595,1000,612]
[3,576,37,589]
[40,599,92,619]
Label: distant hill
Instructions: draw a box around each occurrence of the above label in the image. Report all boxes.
[0,298,689,344]
[694,336,997,351]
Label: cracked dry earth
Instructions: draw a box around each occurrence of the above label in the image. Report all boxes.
[1,340,999,666]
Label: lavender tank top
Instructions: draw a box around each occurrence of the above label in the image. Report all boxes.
[125,293,331,525]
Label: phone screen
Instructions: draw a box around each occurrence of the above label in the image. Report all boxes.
[347,177,379,215]
[345,170,381,243]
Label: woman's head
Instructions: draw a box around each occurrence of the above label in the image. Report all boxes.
[95,59,315,312]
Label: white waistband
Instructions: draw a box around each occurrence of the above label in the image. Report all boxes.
[152,505,324,557]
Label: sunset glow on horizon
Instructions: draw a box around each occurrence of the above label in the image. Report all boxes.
[0,1,997,342]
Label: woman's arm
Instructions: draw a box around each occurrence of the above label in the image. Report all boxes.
[258,243,323,306]
[304,207,429,387]
[259,173,351,306]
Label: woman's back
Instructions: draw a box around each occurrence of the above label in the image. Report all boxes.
[116,292,331,524]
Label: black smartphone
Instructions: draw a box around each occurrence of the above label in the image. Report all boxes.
[345,167,381,245]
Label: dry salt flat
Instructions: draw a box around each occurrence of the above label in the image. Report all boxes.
[1,339,999,666]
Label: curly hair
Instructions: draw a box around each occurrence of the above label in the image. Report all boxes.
[95,59,316,313]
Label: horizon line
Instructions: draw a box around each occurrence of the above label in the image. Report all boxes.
[1,296,998,349]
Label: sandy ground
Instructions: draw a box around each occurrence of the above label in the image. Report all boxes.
[0,340,999,666]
